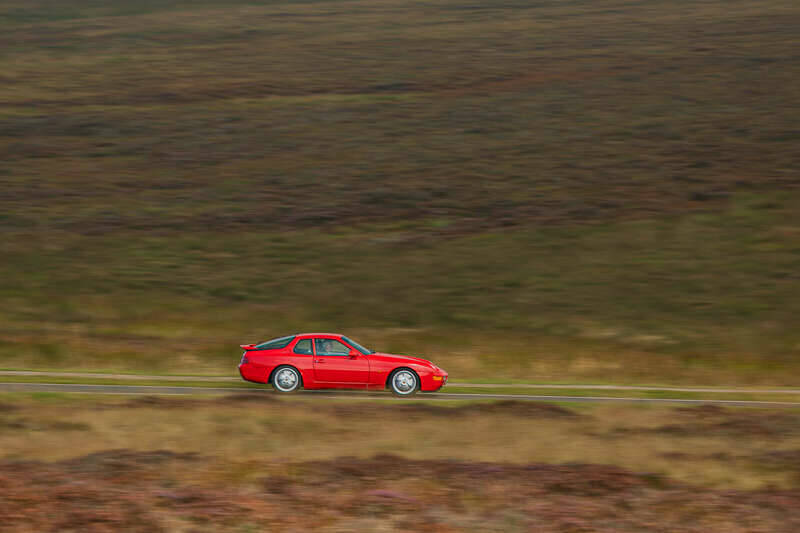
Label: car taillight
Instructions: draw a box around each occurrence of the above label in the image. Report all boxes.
[241,353,249,365]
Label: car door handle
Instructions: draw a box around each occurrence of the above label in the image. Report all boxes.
[315,359,325,363]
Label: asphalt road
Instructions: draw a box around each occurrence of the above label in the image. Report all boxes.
[1,371,798,394]
[2,382,800,407]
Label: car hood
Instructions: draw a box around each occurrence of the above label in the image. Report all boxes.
[368,352,435,367]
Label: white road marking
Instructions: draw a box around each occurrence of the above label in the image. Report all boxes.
[0,370,240,382]
[1,371,797,394]
[1,382,800,407]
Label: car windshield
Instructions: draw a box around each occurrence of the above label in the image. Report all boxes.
[255,335,295,350]
[342,336,374,355]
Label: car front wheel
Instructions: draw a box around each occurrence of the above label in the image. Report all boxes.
[272,365,301,393]
[390,369,419,397]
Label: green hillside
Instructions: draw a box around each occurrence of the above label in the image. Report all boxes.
[1,0,798,383]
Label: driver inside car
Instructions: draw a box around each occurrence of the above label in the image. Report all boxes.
[322,339,347,355]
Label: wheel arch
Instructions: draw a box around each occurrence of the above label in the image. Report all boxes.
[269,364,305,388]
[385,366,419,389]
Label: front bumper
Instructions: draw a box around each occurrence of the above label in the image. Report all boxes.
[420,371,448,391]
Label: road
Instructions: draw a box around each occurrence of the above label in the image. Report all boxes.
[1,371,798,394]
[2,382,800,407]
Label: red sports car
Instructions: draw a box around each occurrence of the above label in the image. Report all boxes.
[238,333,448,396]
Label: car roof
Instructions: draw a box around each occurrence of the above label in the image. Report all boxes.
[295,333,344,339]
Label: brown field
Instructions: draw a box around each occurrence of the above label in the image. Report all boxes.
[1,0,800,383]
[3,0,799,529]
[2,395,800,531]
[2,0,798,233]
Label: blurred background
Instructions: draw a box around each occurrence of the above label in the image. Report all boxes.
[1,0,799,530]
[1,0,799,384]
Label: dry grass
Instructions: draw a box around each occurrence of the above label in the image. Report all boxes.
[1,0,800,384]
[2,395,800,531]
[4,451,800,532]
[2,394,799,490]
[2,0,798,230]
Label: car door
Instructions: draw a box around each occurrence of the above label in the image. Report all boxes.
[312,338,370,384]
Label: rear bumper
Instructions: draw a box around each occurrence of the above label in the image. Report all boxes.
[238,363,267,384]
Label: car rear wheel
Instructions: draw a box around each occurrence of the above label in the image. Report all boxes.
[390,369,419,397]
[272,365,301,393]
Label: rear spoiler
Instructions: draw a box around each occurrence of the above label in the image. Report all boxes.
[240,344,257,351]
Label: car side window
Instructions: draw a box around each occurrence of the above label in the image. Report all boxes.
[293,339,313,355]
[314,339,350,356]
[255,335,295,350]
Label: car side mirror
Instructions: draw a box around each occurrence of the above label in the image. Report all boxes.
[348,349,359,357]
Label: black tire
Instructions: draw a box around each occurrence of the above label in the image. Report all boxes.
[389,368,419,397]
[271,365,302,393]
